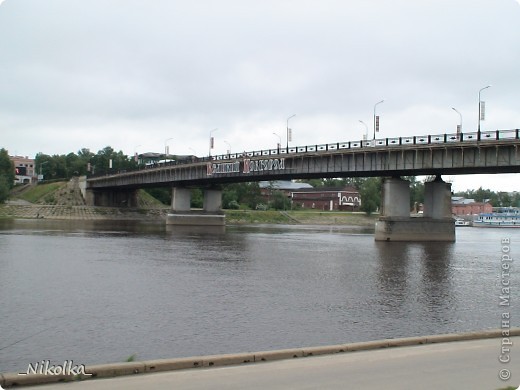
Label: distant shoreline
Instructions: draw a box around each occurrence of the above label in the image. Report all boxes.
[0,203,377,226]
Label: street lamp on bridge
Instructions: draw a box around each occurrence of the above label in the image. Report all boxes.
[224,140,231,155]
[273,132,281,150]
[359,120,368,141]
[373,100,384,140]
[451,108,462,136]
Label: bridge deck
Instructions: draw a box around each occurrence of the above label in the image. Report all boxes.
[87,130,520,189]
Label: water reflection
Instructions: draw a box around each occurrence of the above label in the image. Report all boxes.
[373,241,457,333]
[165,225,226,236]
[375,241,412,313]
[0,218,166,236]
[419,242,455,313]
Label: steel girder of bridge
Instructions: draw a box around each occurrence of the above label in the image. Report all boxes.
[87,137,520,190]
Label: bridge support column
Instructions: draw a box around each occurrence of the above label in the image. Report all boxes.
[423,176,453,219]
[203,189,222,212]
[171,187,191,211]
[166,187,225,226]
[84,188,95,206]
[380,177,410,217]
[375,176,455,242]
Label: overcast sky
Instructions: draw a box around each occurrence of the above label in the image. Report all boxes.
[1,0,519,191]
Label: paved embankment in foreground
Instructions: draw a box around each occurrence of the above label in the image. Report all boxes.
[2,329,519,389]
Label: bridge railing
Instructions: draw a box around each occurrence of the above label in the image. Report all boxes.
[87,129,519,178]
[208,129,519,162]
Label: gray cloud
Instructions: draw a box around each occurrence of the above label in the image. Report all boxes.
[1,0,519,190]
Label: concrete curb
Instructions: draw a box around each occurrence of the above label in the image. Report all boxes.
[2,328,519,388]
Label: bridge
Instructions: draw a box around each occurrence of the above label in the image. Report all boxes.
[84,129,520,241]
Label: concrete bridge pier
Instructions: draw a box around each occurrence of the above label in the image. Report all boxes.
[166,187,225,226]
[171,187,191,212]
[423,177,453,219]
[375,176,455,242]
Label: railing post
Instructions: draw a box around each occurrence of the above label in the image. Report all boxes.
[517,129,520,140]
[496,130,500,140]
[399,137,402,145]
[459,132,463,142]
[413,136,416,144]
[444,133,447,143]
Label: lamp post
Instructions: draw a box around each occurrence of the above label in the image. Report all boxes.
[209,128,218,156]
[286,114,296,149]
[478,85,491,138]
[39,160,49,179]
[359,120,368,141]
[189,147,197,156]
[373,100,384,140]
[164,138,173,157]
[451,108,462,136]
[273,132,281,150]
[224,140,231,155]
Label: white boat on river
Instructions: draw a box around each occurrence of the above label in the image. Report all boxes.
[473,207,520,227]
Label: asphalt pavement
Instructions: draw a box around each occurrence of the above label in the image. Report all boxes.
[14,337,520,390]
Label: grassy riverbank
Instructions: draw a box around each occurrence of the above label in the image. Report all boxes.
[225,209,377,226]
[1,181,378,226]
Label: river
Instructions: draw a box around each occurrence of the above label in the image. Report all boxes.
[0,219,518,373]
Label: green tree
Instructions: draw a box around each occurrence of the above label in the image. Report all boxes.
[52,154,68,179]
[34,153,52,179]
[0,148,15,186]
[144,188,171,205]
[191,188,203,208]
[404,176,425,211]
[0,148,15,203]
[270,190,291,210]
[298,177,360,189]
[222,182,262,209]
[497,192,512,207]
[359,177,381,215]
[222,188,238,209]
[454,187,500,206]
[0,175,10,203]
[512,192,520,207]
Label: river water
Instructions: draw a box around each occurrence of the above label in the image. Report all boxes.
[0,219,518,373]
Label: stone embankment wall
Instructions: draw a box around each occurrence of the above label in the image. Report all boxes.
[1,177,168,220]
[0,203,167,220]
